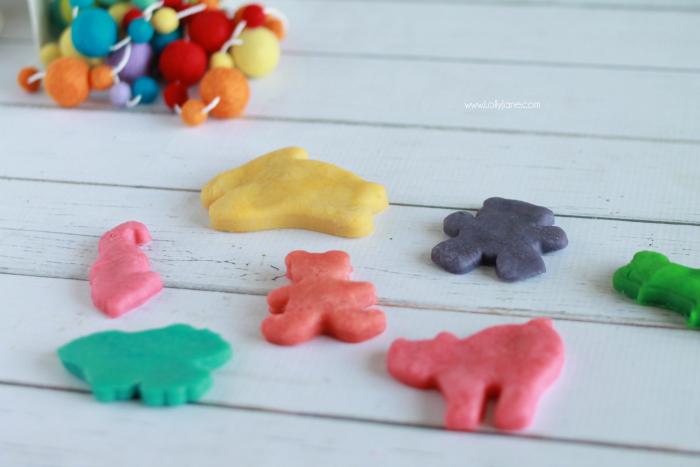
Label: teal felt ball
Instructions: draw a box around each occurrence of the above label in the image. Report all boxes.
[132,0,158,10]
[69,0,94,9]
[132,77,159,104]
[128,18,154,43]
[150,29,180,55]
[71,8,118,57]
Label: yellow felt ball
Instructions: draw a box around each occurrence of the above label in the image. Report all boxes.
[151,7,179,34]
[40,43,62,67]
[232,27,280,78]
[59,0,73,25]
[109,2,132,32]
[209,52,234,69]
[59,28,104,67]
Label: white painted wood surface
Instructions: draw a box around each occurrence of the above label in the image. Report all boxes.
[1,0,699,465]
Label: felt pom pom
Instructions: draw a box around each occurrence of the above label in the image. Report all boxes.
[132,76,159,104]
[159,39,207,86]
[181,99,208,126]
[209,51,234,69]
[106,42,153,84]
[150,29,180,55]
[110,81,132,106]
[233,27,279,78]
[200,67,249,119]
[151,7,179,34]
[89,65,114,90]
[164,82,188,109]
[40,43,62,66]
[132,0,158,10]
[17,67,41,92]
[128,18,154,43]
[241,4,266,28]
[44,57,91,107]
[264,16,286,40]
[188,10,233,54]
[71,8,118,58]
[69,0,94,9]
[199,0,219,9]
[122,7,143,30]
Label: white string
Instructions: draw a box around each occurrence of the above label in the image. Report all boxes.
[125,94,142,108]
[110,42,132,76]
[27,72,45,84]
[72,6,79,19]
[202,96,220,114]
[142,1,164,20]
[176,3,206,19]
[174,104,182,115]
[109,35,131,52]
[219,20,246,53]
[263,7,288,31]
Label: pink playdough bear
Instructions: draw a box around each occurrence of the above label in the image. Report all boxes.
[387,318,565,431]
[262,250,386,345]
[89,221,163,318]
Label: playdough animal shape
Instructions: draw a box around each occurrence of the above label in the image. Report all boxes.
[201,147,389,237]
[387,318,565,431]
[57,324,232,406]
[431,198,568,282]
[89,221,163,318]
[262,250,387,345]
[613,251,700,328]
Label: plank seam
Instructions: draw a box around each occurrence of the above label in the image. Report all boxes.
[0,103,698,146]
[2,176,700,227]
[0,271,693,332]
[1,379,699,457]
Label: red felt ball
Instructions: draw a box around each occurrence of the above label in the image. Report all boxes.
[162,0,182,7]
[188,10,233,54]
[241,4,265,28]
[159,40,207,87]
[164,81,189,109]
[122,8,143,30]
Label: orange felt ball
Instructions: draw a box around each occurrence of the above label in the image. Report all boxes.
[264,16,286,40]
[17,67,41,92]
[199,0,219,9]
[89,65,114,91]
[44,57,90,108]
[181,99,208,126]
[199,67,250,119]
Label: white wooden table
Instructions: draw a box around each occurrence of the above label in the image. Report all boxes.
[1,0,699,465]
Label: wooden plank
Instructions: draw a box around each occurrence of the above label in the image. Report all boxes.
[3,385,697,467]
[0,178,698,328]
[1,106,698,225]
[277,0,700,70]
[2,42,699,142]
[3,273,700,453]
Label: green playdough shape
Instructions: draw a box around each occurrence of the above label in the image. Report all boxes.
[613,251,700,328]
[57,324,232,406]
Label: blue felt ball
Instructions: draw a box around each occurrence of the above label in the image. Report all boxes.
[69,0,94,9]
[132,77,159,104]
[132,0,158,10]
[71,8,117,58]
[128,18,154,44]
[150,29,180,55]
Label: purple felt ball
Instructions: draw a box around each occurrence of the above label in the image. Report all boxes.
[105,42,154,84]
[109,82,132,107]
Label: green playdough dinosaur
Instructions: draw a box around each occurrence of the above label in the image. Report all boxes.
[58,324,232,406]
[613,251,700,328]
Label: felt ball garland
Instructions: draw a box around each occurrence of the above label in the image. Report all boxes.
[17,1,288,125]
